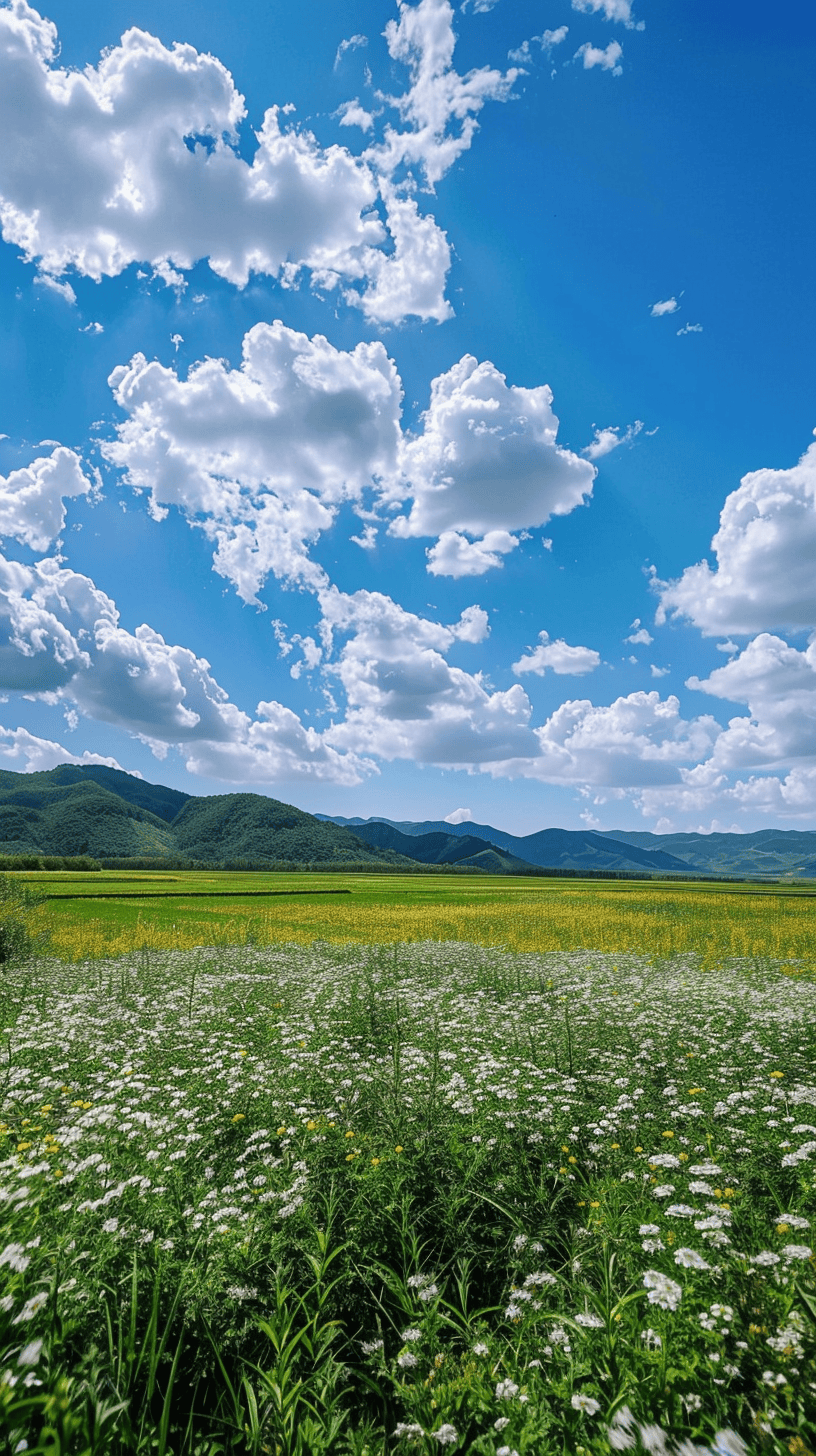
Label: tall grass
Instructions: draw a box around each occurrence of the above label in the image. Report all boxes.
[1,940,814,1453]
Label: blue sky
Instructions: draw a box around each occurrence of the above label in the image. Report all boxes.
[1,0,815,834]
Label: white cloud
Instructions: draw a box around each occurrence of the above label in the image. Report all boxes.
[426,529,518,577]
[81,321,103,334]
[444,806,473,823]
[657,438,816,636]
[105,320,403,603]
[508,691,720,788]
[650,297,679,316]
[574,41,623,74]
[350,186,453,325]
[0,725,127,774]
[650,664,670,678]
[1,6,448,313]
[391,355,596,554]
[371,0,519,187]
[582,419,643,460]
[337,98,375,132]
[450,604,490,642]
[677,323,703,336]
[320,585,541,767]
[107,336,595,595]
[625,619,653,645]
[350,524,378,550]
[571,0,642,28]
[513,630,601,677]
[686,633,816,771]
[0,447,94,551]
[0,550,373,785]
[508,28,569,64]
[461,0,498,13]
[334,33,368,69]
[34,272,75,304]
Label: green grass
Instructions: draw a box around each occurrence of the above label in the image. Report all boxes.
[1,937,814,1454]
[16,868,816,973]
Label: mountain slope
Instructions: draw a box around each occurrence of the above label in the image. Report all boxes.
[171,792,408,865]
[0,776,175,859]
[348,821,538,873]
[322,816,694,875]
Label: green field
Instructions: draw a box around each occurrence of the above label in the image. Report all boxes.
[1,875,815,1454]
[18,867,816,973]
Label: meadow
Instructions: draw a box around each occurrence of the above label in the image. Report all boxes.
[1,874,815,1454]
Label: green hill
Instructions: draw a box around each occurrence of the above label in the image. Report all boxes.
[0,774,175,860]
[0,768,417,870]
[171,791,409,866]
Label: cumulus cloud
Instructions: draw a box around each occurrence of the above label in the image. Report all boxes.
[106,332,595,595]
[0,725,127,774]
[625,619,653,645]
[513,630,601,677]
[0,4,453,323]
[686,633,816,772]
[450,604,490,642]
[508,691,720,788]
[320,586,540,767]
[650,297,679,316]
[0,550,373,784]
[571,0,642,28]
[105,320,403,603]
[426,529,518,577]
[657,438,816,635]
[677,323,703,336]
[337,98,375,132]
[391,355,596,564]
[370,0,519,187]
[582,419,643,460]
[0,447,94,551]
[574,40,623,74]
[444,806,473,822]
[351,186,453,324]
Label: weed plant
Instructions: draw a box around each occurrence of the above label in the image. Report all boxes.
[0,941,814,1454]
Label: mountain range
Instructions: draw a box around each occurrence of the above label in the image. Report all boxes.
[1,764,815,877]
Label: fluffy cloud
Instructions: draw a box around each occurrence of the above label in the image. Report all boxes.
[0,1,519,323]
[657,438,816,635]
[513,631,601,677]
[0,3,458,323]
[426,529,518,577]
[508,29,569,65]
[321,586,541,767]
[352,187,452,325]
[106,321,403,602]
[574,41,623,74]
[572,0,641,27]
[686,633,816,771]
[107,332,595,595]
[0,447,94,551]
[650,297,679,316]
[391,355,596,567]
[582,419,643,460]
[371,0,519,187]
[0,550,372,784]
[507,691,720,788]
[0,725,126,773]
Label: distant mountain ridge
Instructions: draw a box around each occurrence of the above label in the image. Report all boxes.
[3,764,814,877]
[319,816,695,876]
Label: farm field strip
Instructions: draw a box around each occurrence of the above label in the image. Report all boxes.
[20,871,816,973]
[0,940,814,1453]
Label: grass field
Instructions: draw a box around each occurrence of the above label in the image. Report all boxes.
[1,875,815,1453]
[17,868,816,973]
